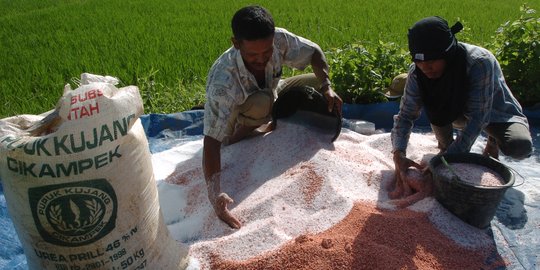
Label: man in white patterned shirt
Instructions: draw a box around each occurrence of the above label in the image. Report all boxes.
[203,5,342,228]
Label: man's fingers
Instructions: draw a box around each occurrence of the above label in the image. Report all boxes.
[324,90,343,115]
[403,158,423,170]
[410,161,425,170]
[333,96,343,116]
[393,192,428,209]
[335,101,343,117]
[327,97,336,113]
[218,193,234,204]
[402,182,413,197]
[325,94,331,112]
[389,171,404,199]
[216,193,234,209]
[399,169,414,196]
[228,216,242,229]
[215,193,241,229]
[389,190,402,199]
[386,170,398,190]
[217,211,242,229]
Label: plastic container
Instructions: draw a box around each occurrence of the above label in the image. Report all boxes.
[429,153,514,229]
[342,119,376,135]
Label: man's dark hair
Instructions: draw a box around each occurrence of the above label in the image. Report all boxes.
[231,5,275,41]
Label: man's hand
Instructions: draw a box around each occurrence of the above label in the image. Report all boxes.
[322,86,343,117]
[210,192,242,229]
[482,136,499,160]
[391,167,433,208]
[206,173,242,229]
[309,46,342,117]
[389,151,424,199]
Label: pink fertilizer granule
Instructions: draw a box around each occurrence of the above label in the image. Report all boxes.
[436,163,506,186]
[210,202,505,270]
[161,120,507,269]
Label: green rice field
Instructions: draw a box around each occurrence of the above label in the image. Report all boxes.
[1,0,538,118]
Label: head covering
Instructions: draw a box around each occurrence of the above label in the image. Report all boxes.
[410,17,469,127]
[408,16,463,61]
[384,73,408,99]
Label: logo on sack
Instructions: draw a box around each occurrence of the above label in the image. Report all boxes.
[29,179,117,247]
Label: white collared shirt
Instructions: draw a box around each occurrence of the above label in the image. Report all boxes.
[204,28,320,142]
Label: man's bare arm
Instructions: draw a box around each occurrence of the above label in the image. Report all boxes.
[203,135,242,228]
[310,47,343,115]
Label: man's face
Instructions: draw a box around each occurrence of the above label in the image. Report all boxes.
[415,59,446,79]
[232,35,274,73]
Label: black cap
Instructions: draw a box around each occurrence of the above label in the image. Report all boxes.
[408,16,463,61]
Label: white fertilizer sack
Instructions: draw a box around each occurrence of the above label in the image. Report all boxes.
[0,81,188,269]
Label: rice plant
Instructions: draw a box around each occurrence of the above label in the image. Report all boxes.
[0,0,535,117]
